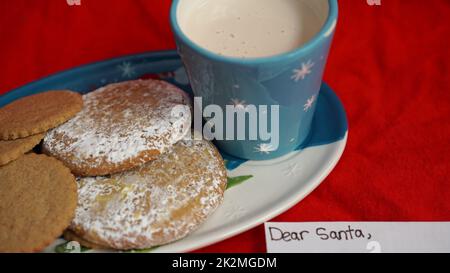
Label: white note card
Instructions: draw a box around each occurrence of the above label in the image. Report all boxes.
[265,222,450,253]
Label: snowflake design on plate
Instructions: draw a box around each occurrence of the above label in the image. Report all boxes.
[284,163,301,177]
[303,95,317,112]
[224,203,247,220]
[291,60,314,82]
[255,143,276,154]
[118,62,136,78]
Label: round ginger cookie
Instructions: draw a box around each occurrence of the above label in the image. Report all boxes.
[69,138,227,250]
[0,90,83,140]
[0,133,44,166]
[43,79,192,177]
[0,154,77,253]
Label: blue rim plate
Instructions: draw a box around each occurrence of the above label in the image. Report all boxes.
[0,51,348,253]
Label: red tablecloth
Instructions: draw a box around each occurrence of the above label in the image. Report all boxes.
[0,0,449,253]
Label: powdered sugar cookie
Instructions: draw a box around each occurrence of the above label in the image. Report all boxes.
[42,79,191,176]
[68,138,227,250]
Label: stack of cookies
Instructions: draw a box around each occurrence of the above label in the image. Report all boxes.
[0,79,227,252]
[0,91,83,252]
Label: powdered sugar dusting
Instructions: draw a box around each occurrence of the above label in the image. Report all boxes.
[70,138,227,250]
[43,80,191,176]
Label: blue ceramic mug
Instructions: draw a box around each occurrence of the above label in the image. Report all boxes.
[170,0,338,160]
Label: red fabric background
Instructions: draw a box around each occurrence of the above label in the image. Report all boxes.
[0,0,449,252]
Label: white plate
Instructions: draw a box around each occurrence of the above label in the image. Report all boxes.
[0,51,347,253]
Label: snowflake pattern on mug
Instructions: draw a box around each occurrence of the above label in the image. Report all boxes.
[230,98,247,110]
[254,143,276,154]
[291,60,314,82]
[303,95,317,112]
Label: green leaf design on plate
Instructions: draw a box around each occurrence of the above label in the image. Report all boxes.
[227,175,253,189]
[54,241,91,253]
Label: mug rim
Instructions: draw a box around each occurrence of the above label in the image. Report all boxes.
[170,0,338,65]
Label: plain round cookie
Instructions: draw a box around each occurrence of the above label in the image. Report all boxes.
[69,138,227,250]
[42,79,192,177]
[0,90,83,140]
[0,133,44,166]
[0,154,78,252]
